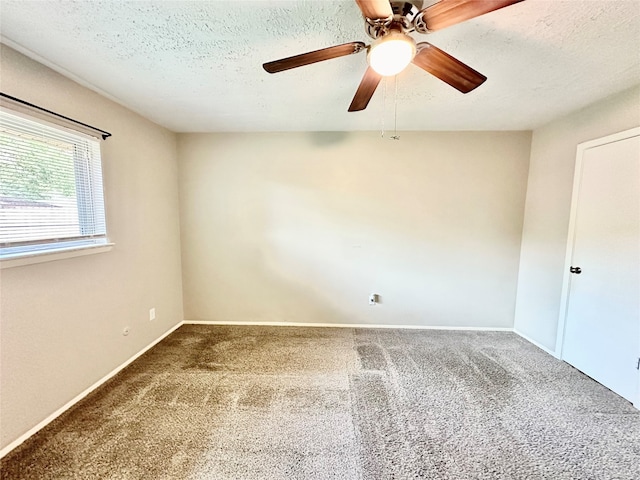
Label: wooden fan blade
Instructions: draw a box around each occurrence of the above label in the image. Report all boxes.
[348,67,382,112]
[421,0,524,31]
[412,43,486,93]
[263,42,366,73]
[355,0,393,20]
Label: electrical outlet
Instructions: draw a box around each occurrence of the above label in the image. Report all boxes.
[149,308,156,321]
[123,327,130,336]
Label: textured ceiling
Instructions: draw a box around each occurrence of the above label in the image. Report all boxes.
[0,0,639,132]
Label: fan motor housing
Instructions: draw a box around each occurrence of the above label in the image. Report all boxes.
[365,1,428,39]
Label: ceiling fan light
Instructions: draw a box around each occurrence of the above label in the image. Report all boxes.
[368,32,416,77]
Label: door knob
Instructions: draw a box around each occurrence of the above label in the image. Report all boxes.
[570,266,582,274]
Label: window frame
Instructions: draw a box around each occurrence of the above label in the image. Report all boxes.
[0,103,112,265]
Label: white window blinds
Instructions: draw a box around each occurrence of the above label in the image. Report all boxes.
[0,108,107,258]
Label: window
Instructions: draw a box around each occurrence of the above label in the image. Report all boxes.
[0,108,108,260]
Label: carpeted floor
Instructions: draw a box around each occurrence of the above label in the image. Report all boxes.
[1,325,639,479]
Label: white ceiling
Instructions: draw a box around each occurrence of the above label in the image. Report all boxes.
[0,0,639,132]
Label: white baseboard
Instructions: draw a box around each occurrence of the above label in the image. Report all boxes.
[513,329,558,358]
[0,321,184,459]
[184,320,513,331]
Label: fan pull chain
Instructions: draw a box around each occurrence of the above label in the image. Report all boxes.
[391,75,400,140]
[380,77,387,138]
[380,76,400,140]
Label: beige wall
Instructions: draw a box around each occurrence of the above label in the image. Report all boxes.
[178,131,531,328]
[514,85,640,351]
[0,45,184,449]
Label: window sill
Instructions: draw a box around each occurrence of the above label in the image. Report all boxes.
[0,243,114,269]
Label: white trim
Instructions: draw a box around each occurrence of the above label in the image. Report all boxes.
[555,127,640,357]
[0,243,114,269]
[0,321,183,459]
[514,329,558,358]
[183,320,513,331]
[0,37,126,110]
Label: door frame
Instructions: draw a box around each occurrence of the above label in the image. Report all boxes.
[555,126,640,409]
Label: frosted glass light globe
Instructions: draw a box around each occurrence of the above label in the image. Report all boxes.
[368,32,416,76]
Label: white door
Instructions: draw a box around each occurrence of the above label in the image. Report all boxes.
[561,130,640,404]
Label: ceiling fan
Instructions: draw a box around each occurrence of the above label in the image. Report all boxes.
[263,0,524,112]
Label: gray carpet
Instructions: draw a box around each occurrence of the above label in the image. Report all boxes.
[1,325,639,479]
